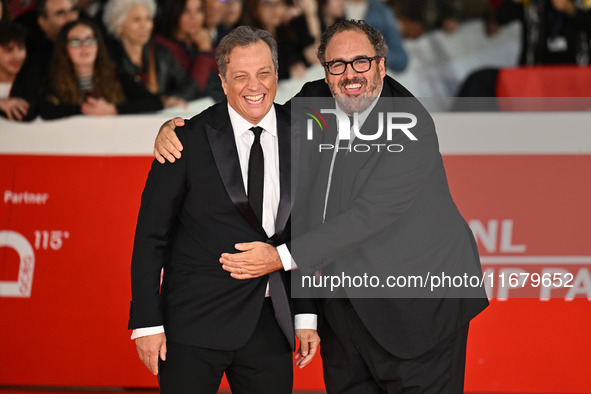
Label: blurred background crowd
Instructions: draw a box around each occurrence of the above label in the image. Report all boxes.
[0,0,590,121]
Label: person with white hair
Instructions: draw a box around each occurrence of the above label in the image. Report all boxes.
[103,0,203,108]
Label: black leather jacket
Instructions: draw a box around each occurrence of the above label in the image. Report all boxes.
[111,40,201,101]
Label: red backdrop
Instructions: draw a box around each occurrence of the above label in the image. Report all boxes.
[1,153,590,392]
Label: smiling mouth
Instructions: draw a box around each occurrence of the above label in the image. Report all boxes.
[345,83,362,90]
[244,94,265,104]
[340,79,366,96]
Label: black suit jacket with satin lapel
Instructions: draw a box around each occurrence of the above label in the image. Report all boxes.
[129,100,302,351]
[289,76,489,359]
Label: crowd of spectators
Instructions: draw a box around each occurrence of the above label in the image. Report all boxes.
[1,0,590,121]
[39,18,163,119]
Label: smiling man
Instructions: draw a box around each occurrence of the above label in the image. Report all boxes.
[271,20,489,393]
[154,20,488,394]
[129,26,319,394]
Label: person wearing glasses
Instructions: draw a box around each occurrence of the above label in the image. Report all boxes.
[154,20,488,393]
[14,0,80,66]
[12,0,80,119]
[39,20,162,119]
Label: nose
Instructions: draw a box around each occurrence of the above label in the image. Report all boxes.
[343,62,358,79]
[246,76,260,91]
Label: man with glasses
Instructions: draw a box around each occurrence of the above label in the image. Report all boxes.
[15,0,79,48]
[37,0,79,41]
[155,20,488,393]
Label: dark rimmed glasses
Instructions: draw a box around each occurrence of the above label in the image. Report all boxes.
[323,56,381,76]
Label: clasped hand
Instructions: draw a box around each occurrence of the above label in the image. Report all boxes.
[220,241,283,279]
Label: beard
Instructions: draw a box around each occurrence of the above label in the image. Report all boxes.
[327,71,383,115]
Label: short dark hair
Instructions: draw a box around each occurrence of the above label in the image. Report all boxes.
[0,22,27,47]
[216,25,278,79]
[317,19,388,66]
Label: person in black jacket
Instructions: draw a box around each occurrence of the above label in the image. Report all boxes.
[129,26,319,393]
[155,20,489,394]
[103,0,202,108]
[153,0,224,102]
[10,0,81,119]
[0,21,38,121]
[497,0,591,65]
[39,19,162,119]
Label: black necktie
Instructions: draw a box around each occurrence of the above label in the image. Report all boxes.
[248,126,264,224]
[247,126,295,350]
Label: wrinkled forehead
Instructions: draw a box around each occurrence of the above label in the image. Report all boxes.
[227,41,274,71]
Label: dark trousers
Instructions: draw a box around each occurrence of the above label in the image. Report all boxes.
[158,298,293,394]
[320,298,469,394]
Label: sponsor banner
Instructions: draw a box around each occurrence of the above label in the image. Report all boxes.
[1,143,590,391]
[0,155,323,390]
[496,66,591,98]
[444,155,591,393]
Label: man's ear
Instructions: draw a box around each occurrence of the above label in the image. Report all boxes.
[379,57,387,79]
[219,74,227,95]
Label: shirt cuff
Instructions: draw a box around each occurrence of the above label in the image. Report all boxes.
[277,243,298,271]
[131,325,165,340]
[294,314,317,330]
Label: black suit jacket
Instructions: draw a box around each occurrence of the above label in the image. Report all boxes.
[289,76,489,358]
[129,101,311,350]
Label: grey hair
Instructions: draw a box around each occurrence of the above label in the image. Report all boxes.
[317,19,388,66]
[216,25,279,80]
[102,0,156,38]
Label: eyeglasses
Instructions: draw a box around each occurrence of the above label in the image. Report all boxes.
[323,56,381,76]
[68,37,98,48]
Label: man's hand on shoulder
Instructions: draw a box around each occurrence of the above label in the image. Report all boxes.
[154,117,185,164]
[135,332,167,375]
[220,242,283,279]
[295,329,321,368]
